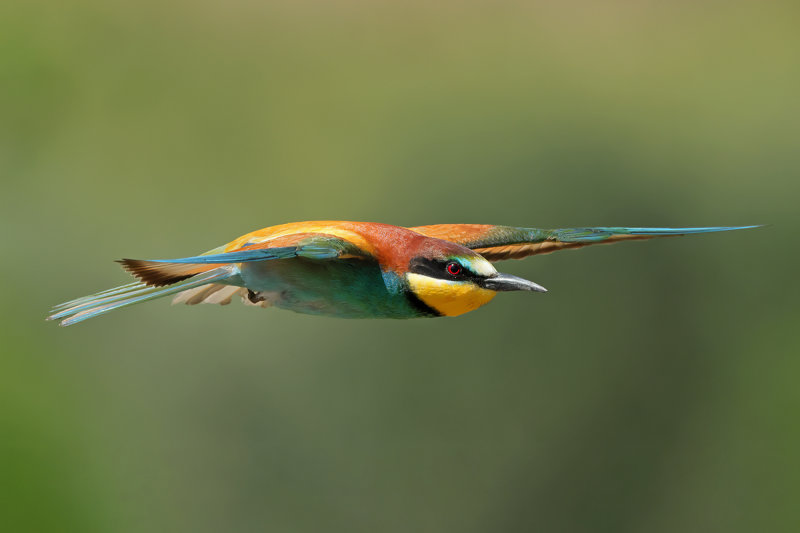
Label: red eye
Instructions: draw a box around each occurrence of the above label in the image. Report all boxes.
[446,262,462,276]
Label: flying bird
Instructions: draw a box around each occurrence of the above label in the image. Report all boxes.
[48,221,758,326]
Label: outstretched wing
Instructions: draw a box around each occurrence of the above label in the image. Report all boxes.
[409,224,760,261]
[49,233,372,326]
[118,232,372,286]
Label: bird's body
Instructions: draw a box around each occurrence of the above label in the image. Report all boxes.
[48,221,759,326]
[220,221,498,318]
[242,257,418,318]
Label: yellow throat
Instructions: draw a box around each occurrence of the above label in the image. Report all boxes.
[406,273,496,317]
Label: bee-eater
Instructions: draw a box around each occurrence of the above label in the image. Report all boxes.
[48,221,759,326]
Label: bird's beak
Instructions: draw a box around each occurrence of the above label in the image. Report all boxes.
[480,273,547,293]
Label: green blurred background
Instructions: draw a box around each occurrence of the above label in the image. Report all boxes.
[2,1,798,531]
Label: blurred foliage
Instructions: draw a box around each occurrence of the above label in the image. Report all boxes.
[1,1,798,532]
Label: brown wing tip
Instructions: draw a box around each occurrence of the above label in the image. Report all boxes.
[117,258,195,287]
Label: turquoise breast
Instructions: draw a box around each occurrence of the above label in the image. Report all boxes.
[239,258,436,319]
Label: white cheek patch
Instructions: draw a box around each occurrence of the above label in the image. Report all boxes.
[460,257,497,277]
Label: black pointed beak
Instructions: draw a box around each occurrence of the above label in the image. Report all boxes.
[480,273,547,292]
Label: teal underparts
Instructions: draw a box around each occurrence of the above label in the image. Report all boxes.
[239,258,437,319]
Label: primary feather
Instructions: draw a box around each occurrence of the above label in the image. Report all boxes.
[411,224,761,260]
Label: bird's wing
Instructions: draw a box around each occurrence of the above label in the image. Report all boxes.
[48,233,373,326]
[409,224,760,261]
[118,232,372,286]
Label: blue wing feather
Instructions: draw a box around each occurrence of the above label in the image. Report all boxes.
[552,225,762,242]
[49,268,237,326]
[145,247,300,264]
[144,240,351,264]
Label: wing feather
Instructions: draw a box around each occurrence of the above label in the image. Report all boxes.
[410,224,761,261]
[119,233,372,286]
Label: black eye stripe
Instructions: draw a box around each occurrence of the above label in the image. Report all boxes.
[409,258,483,282]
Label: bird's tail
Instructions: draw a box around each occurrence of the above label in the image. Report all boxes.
[48,266,237,327]
[48,246,303,326]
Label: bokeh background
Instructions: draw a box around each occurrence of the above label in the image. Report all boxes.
[2,1,798,531]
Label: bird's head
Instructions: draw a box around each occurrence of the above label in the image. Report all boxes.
[404,241,546,317]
